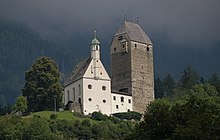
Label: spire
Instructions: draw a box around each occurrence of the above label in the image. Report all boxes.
[91,30,100,45]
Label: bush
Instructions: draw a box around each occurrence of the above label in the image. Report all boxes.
[91,111,108,121]
[50,114,57,120]
[112,111,142,121]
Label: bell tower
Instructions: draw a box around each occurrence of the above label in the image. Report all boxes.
[110,21,154,113]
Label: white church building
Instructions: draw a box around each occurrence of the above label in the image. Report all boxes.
[63,31,132,115]
[63,21,154,115]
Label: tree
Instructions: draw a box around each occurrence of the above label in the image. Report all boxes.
[208,73,220,94]
[154,78,164,98]
[180,65,199,89]
[163,74,176,97]
[22,56,63,112]
[13,96,27,115]
[24,116,52,140]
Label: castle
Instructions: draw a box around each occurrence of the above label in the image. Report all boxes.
[63,21,154,115]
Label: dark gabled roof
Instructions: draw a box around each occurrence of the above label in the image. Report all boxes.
[115,21,152,45]
[111,90,132,96]
[64,57,92,86]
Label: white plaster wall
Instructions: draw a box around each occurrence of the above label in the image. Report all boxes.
[111,93,133,114]
[64,79,83,106]
[83,78,111,115]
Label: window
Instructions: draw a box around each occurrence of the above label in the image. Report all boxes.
[100,72,102,75]
[147,47,149,52]
[113,96,116,100]
[67,90,70,100]
[103,99,106,103]
[135,44,137,48]
[102,86,106,91]
[114,48,116,51]
[88,84,92,89]
[128,99,131,104]
[127,109,130,112]
[96,45,99,50]
[122,44,125,48]
[78,98,81,104]
[73,88,75,101]
[118,36,123,40]
[121,96,124,102]
[88,98,92,101]
[78,84,81,95]
[116,105,119,109]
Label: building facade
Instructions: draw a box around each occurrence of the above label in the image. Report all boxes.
[110,21,154,113]
[64,21,154,115]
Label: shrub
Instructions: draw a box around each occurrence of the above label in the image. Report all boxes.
[91,111,108,121]
[112,111,142,121]
[50,114,57,120]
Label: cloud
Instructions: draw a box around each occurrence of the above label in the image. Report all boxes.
[0,0,220,47]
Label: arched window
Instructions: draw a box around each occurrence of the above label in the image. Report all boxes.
[147,47,149,52]
[67,90,70,101]
[73,88,75,101]
[78,84,81,95]
[121,96,124,102]
[78,98,81,104]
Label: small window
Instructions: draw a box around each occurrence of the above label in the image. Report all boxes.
[96,60,98,62]
[135,44,137,48]
[88,84,92,89]
[78,84,81,95]
[122,44,125,48]
[127,109,130,112]
[96,45,99,50]
[102,86,106,91]
[88,98,92,102]
[121,97,124,102]
[118,36,123,40]
[113,96,116,100]
[100,72,102,75]
[128,99,131,104]
[78,98,81,104]
[114,48,116,51]
[116,105,119,109]
[147,47,149,52]
[103,100,106,103]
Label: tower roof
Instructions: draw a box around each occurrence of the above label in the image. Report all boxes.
[115,21,152,45]
[91,30,100,45]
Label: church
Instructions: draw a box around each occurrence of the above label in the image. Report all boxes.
[63,21,154,115]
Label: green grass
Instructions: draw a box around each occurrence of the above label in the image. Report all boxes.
[23,110,96,123]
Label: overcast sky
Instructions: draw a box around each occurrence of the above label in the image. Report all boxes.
[1,0,220,78]
[1,0,220,48]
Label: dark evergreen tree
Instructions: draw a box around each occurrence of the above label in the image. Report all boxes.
[154,78,164,98]
[208,73,220,94]
[163,74,176,97]
[180,65,199,89]
[22,57,63,112]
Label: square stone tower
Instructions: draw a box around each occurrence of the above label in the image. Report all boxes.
[110,21,154,113]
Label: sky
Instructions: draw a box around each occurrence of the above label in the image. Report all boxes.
[0,0,220,79]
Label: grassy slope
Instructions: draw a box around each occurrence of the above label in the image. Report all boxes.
[23,110,96,123]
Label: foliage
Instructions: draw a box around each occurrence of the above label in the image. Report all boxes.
[208,73,220,94]
[180,65,200,89]
[50,113,57,120]
[163,74,176,96]
[12,96,27,114]
[91,111,108,121]
[112,111,142,121]
[127,89,220,140]
[24,116,52,140]
[154,78,164,98]
[0,105,12,116]
[22,56,63,112]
